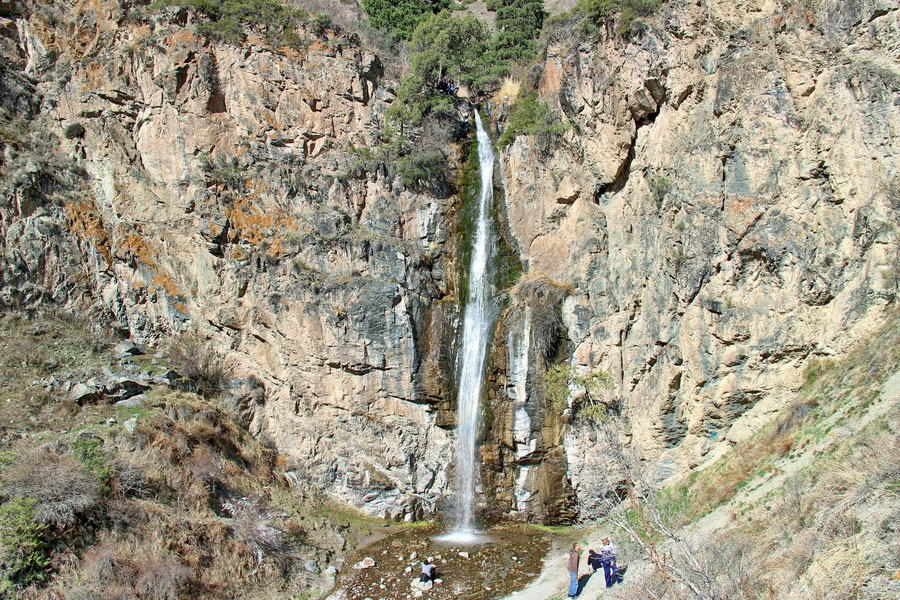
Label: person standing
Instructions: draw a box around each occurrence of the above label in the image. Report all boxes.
[598,536,618,588]
[567,542,581,598]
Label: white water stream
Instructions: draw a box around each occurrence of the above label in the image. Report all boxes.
[441,109,496,544]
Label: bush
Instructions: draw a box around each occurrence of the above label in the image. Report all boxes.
[153,0,304,47]
[647,173,671,209]
[0,496,51,591]
[498,91,567,153]
[396,151,445,190]
[542,363,614,422]
[510,274,570,359]
[0,444,102,529]
[165,332,231,397]
[134,556,192,600]
[581,0,663,34]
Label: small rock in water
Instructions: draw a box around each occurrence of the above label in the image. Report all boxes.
[458,551,469,559]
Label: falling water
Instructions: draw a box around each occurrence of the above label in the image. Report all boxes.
[442,109,496,543]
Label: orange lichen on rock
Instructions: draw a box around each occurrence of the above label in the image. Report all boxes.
[224,180,297,257]
[116,226,184,299]
[64,199,113,266]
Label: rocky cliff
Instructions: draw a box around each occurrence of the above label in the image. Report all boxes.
[1,0,464,521]
[488,0,899,520]
[0,0,897,524]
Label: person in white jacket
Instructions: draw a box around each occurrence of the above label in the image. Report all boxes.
[597,537,618,588]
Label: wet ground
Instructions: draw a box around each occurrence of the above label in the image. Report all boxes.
[334,524,550,600]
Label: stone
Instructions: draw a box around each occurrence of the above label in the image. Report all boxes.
[354,557,376,570]
[114,340,144,359]
[458,551,469,559]
[70,382,99,404]
[123,417,138,434]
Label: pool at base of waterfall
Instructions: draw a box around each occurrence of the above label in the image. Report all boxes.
[333,524,549,600]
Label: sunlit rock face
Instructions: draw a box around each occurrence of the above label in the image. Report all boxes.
[492,0,898,514]
[1,0,897,523]
[0,0,460,520]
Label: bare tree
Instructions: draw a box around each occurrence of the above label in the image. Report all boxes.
[579,419,756,600]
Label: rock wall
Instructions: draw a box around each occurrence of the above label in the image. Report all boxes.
[0,0,465,520]
[488,0,899,515]
[1,0,897,524]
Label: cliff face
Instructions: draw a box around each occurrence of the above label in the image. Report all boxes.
[1,0,897,524]
[490,0,898,518]
[1,0,463,520]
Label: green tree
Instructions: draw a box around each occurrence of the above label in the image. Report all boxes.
[490,0,547,62]
[390,11,492,122]
[362,0,451,39]
[498,91,567,152]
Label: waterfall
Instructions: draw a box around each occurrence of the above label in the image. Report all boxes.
[445,109,495,542]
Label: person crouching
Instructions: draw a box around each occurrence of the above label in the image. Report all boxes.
[420,558,436,583]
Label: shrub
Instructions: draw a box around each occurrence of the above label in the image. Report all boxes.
[153,0,304,47]
[0,496,51,591]
[165,332,231,397]
[498,91,567,153]
[199,151,247,190]
[580,0,663,35]
[510,274,570,359]
[396,150,445,190]
[0,444,102,529]
[310,12,332,37]
[647,174,671,209]
[542,363,614,422]
[134,556,192,600]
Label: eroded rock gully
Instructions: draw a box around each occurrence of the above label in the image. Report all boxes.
[0,0,897,523]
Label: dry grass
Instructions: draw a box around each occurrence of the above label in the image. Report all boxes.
[0,313,378,599]
[493,77,521,105]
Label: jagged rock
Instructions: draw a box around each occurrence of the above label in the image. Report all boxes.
[123,417,138,434]
[116,394,145,408]
[114,340,144,359]
[70,382,99,404]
